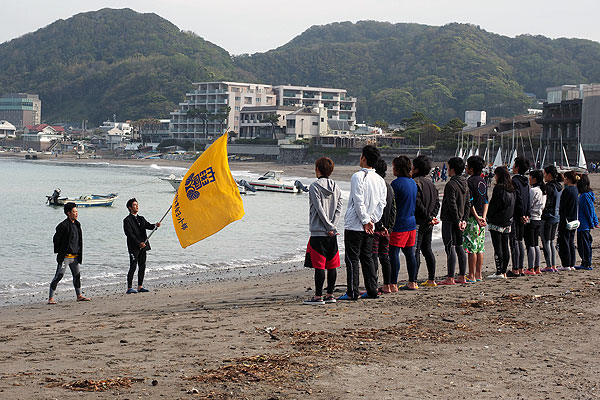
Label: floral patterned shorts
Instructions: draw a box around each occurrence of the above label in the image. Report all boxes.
[463,216,485,254]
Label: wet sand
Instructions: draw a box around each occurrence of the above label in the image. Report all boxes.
[1,153,600,399]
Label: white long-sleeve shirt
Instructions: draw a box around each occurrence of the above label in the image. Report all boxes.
[344,168,387,231]
[529,185,546,221]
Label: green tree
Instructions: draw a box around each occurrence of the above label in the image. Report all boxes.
[260,113,281,139]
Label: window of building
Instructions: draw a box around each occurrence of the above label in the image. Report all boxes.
[244,97,252,104]
[256,98,261,103]
[312,122,318,126]
[235,106,240,111]
[287,120,295,128]
[235,96,241,101]
[321,118,324,122]
[234,116,239,121]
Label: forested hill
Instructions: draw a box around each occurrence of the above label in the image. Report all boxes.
[235,21,600,123]
[2,10,600,125]
[0,8,245,123]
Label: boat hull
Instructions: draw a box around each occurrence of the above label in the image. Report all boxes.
[248,181,298,193]
[49,195,118,207]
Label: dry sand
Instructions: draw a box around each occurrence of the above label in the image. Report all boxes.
[1,154,600,399]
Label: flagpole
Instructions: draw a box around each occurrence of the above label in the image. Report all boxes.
[146,204,173,243]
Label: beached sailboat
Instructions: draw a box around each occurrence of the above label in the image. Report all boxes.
[492,148,503,169]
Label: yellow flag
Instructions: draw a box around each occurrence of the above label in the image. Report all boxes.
[172,133,244,248]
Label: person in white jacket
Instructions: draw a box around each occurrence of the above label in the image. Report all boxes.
[524,170,546,275]
[339,145,387,300]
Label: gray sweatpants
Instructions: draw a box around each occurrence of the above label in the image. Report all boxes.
[49,258,81,298]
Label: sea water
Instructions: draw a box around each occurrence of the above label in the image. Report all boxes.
[0,158,441,304]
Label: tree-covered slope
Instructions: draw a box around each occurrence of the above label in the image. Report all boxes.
[236,21,600,123]
[0,8,245,123]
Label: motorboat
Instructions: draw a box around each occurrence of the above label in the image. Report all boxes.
[46,189,118,207]
[248,171,308,193]
[160,174,255,194]
[160,174,183,191]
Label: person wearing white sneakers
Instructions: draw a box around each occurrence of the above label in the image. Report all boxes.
[486,167,516,279]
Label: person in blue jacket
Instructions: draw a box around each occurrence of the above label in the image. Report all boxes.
[576,174,599,270]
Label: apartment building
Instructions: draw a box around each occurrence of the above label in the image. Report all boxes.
[170,81,276,141]
[170,82,358,141]
[273,85,356,130]
[0,93,41,129]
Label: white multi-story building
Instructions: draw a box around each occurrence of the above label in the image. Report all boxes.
[170,81,277,141]
[465,110,486,128]
[170,82,357,141]
[274,85,356,130]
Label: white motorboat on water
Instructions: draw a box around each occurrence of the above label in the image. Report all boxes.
[46,189,118,207]
[248,170,308,193]
[160,174,255,194]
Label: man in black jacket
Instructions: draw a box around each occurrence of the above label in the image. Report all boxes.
[508,157,531,277]
[48,202,90,304]
[123,198,161,294]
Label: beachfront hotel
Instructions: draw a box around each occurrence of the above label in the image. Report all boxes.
[170,81,357,142]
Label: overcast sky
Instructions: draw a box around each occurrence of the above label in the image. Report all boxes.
[2,0,599,54]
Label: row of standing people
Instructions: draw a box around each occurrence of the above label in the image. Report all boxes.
[303,146,598,305]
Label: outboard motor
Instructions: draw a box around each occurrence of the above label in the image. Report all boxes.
[294,180,309,193]
[238,179,257,193]
[47,188,61,205]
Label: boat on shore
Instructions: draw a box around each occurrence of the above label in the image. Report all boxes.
[248,170,308,193]
[46,189,118,207]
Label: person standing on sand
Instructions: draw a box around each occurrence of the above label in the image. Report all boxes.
[524,170,546,275]
[541,165,563,272]
[487,167,516,279]
[123,198,161,294]
[48,202,90,304]
[557,171,580,271]
[508,157,531,277]
[412,155,440,287]
[303,157,343,305]
[438,157,470,286]
[576,174,599,270]
[389,156,418,290]
[339,145,387,300]
[464,155,488,282]
[372,159,396,295]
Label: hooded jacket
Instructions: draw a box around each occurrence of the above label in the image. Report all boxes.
[440,175,470,224]
[578,191,599,231]
[512,174,531,220]
[487,185,516,227]
[309,177,343,236]
[542,180,562,223]
[529,184,545,221]
[414,175,440,226]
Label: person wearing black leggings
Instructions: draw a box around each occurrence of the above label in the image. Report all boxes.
[557,171,579,271]
[541,165,563,272]
[412,155,440,287]
[486,167,516,279]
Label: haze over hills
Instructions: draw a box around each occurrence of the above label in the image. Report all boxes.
[1,8,600,125]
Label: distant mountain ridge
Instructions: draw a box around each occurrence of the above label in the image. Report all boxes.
[1,9,600,125]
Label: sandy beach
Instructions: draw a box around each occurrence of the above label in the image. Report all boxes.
[1,154,600,399]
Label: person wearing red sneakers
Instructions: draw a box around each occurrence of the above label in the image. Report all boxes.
[464,156,488,282]
[541,165,563,272]
[524,170,546,275]
[389,156,418,291]
[438,157,470,286]
[487,167,516,279]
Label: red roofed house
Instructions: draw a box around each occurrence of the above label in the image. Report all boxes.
[22,124,64,151]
